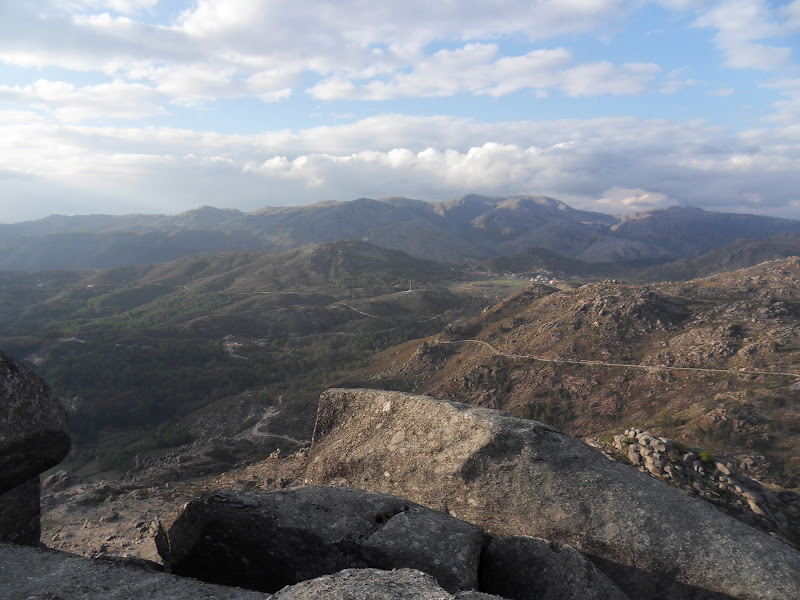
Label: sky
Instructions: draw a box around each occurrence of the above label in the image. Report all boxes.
[0,1,799,223]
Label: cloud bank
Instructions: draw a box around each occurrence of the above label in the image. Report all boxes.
[0,0,798,222]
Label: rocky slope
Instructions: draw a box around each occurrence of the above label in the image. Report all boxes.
[587,429,800,549]
[349,258,800,487]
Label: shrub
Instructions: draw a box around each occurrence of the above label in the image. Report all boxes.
[699,450,715,468]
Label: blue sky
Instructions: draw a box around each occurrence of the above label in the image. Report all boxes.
[0,0,799,223]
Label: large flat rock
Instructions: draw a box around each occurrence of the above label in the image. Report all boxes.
[0,351,70,494]
[305,388,800,600]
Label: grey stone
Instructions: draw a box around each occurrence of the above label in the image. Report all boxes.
[481,535,628,600]
[0,541,270,599]
[0,477,40,546]
[272,568,454,600]
[306,388,800,600]
[361,502,483,592]
[0,351,70,494]
[455,593,508,600]
[715,461,732,475]
[42,470,72,492]
[157,486,483,593]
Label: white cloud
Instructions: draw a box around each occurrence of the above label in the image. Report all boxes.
[597,187,672,213]
[0,1,798,222]
[56,0,158,14]
[709,87,735,96]
[694,0,794,70]
[4,112,797,221]
[0,1,642,106]
[660,69,700,95]
[781,0,800,29]
[176,0,630,48]
[0,79,165,122]
[309,45,577,100]
[310,44,660,100]
[761,78,800,124]
[560,61,661,96]
[655,0,707,9]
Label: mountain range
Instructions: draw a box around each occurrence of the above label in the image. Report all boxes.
[4,195,800,271]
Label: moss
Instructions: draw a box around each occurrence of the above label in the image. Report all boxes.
[699,450,715,469]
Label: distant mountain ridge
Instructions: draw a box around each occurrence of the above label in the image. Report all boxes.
[476,233,800,282]
[2,195,800,271]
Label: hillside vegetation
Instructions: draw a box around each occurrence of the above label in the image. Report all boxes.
[0,241,486,475]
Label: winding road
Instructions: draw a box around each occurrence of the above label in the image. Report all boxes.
[432,338,800,380]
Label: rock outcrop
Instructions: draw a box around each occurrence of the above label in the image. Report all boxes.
[305,388,800,600]
[588,428,800,549]
[156,486,484,594]
[0,351,70,546]
[0,351,70,493]
[156,485,626,600]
